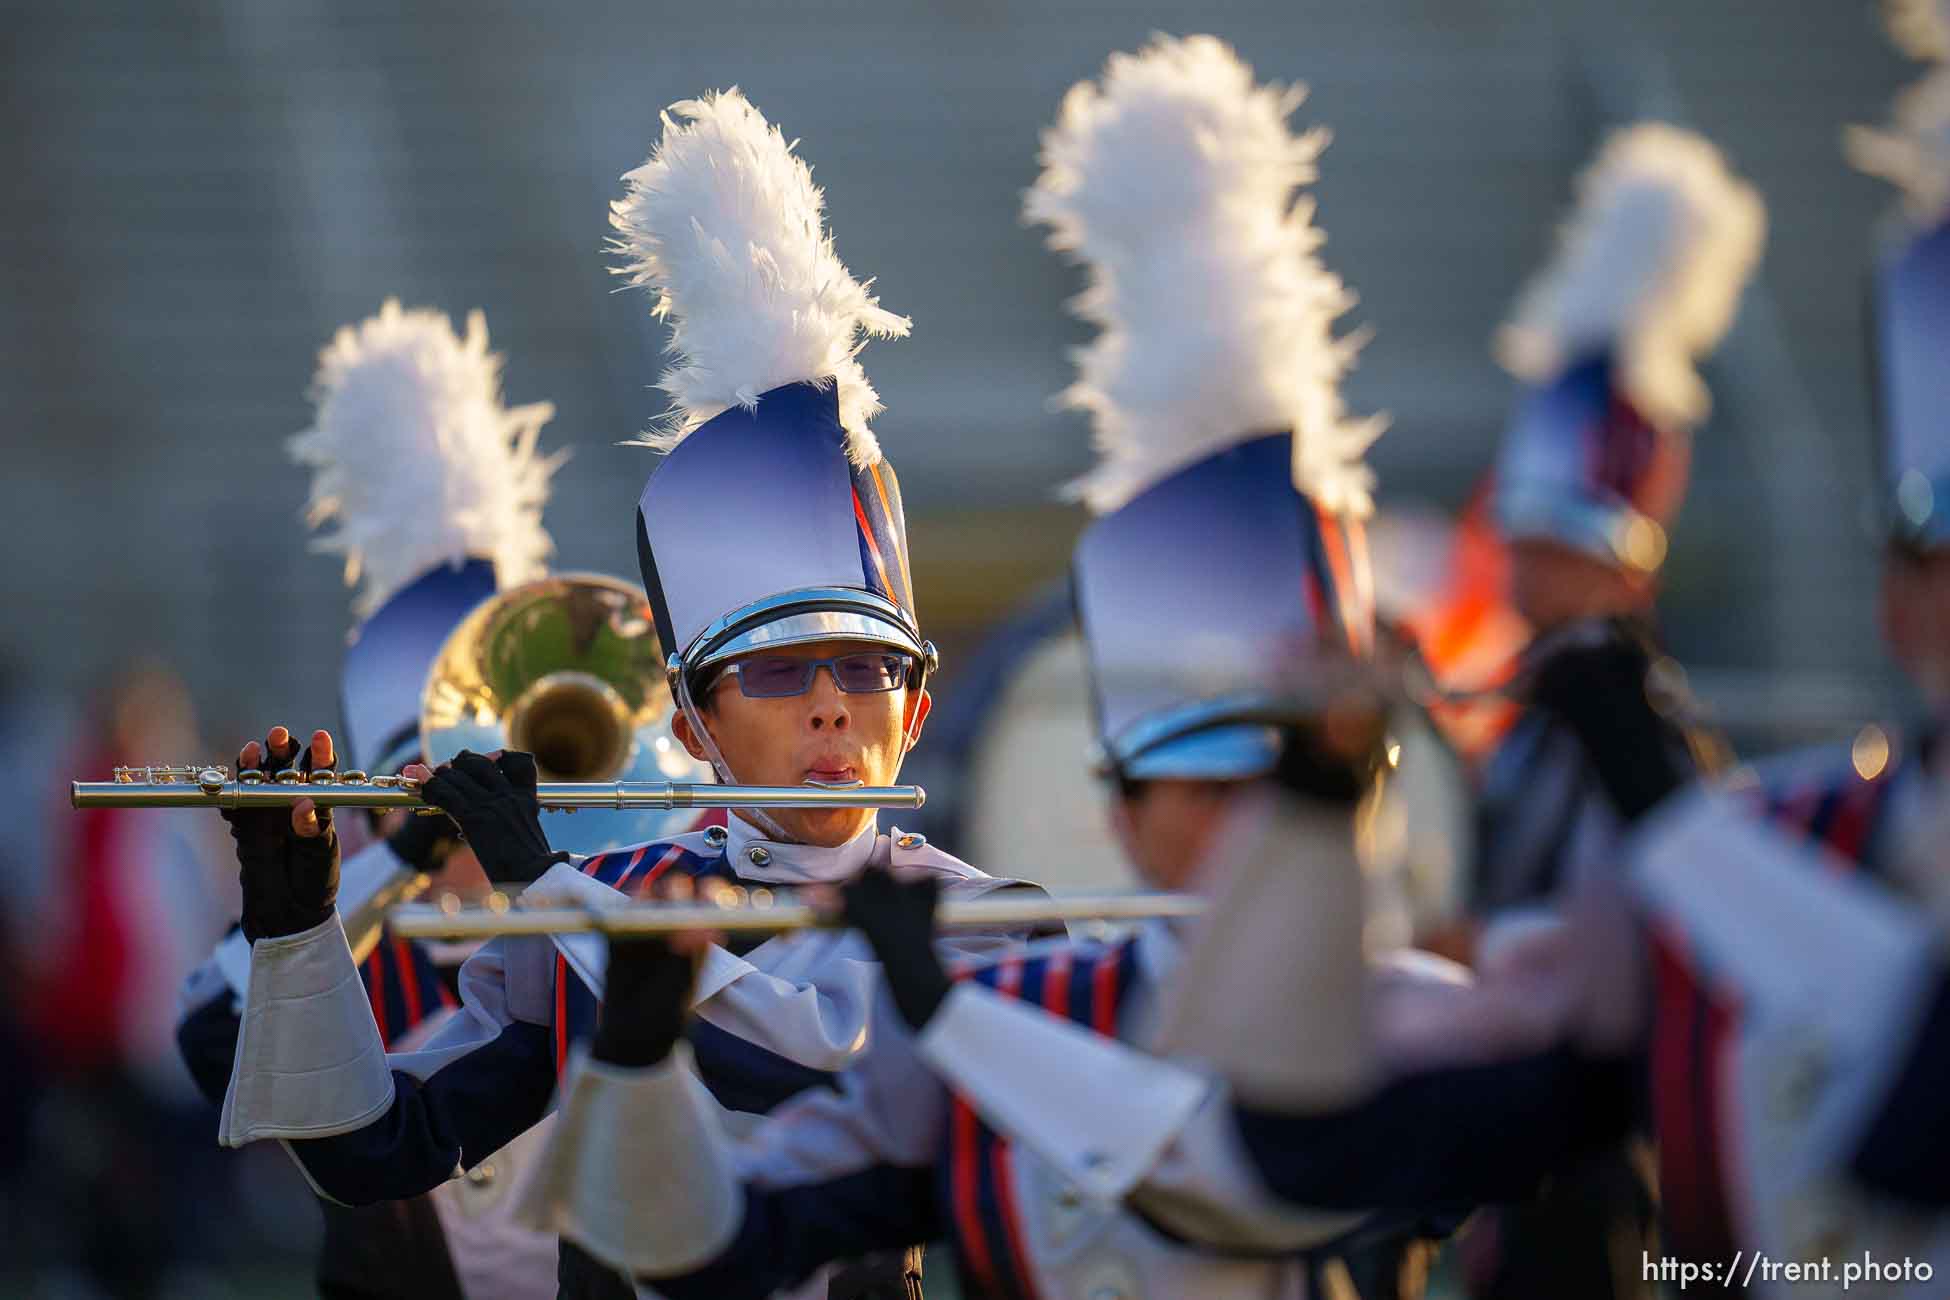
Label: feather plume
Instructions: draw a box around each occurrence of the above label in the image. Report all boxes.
[609,89,909,465]
[1024,34,1382,516]
[1882,0,1950,60]
[1846,3,1950,227]
[1495,124,1766,430]
[289,299,562,618]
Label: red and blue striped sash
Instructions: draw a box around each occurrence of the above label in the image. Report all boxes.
[940,940,1138,1300]
[1745,755,1901,878]
[1646,922,1742,1265]
[551,828,738,1077]
[360,930,457,1048]
[1652,751,1903,1260]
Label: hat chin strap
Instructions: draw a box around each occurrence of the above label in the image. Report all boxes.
[674,671,800,844]
[673,652,934,847]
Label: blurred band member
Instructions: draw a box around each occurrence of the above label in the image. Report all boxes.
[176,301,585,1299]
[1463,124,1765,1300]
[1227,37,1950,1280]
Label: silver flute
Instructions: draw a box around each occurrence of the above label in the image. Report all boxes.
[71,765,924,812]
[387,889,1205,940]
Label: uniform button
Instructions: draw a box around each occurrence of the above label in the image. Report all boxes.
[747,846,772,867]
[896,833,927,851]
[703,825,728,849]
[465,1162,496,1186]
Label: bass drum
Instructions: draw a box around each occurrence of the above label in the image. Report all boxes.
[960,629,1135,894]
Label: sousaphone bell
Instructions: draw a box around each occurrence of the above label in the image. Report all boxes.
[419,571,713,855]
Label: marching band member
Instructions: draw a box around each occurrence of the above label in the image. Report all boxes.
[1215,785,1949,1297]
[1738,0,1950,888]
[515,36,1471,1300]
[1474,122,1764,916]
[176,300,588,1299]
[210,92,1037,1300]
[1602,5,1950,1270]
[1460,122,1765,1300]
[1215,52,1950,1264]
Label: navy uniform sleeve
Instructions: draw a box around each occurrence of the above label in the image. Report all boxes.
[1233,1048,1641,1209]
[176,988,242,1109]
[291,1020,558,1206]
[686,1017,838,1114]
[535,988,950,1298]
[1850,966,1950,1206]
[636,1166,940,1300]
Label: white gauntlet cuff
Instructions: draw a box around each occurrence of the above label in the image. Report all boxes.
[219,914,394,1146]
[515,1044,743,1277]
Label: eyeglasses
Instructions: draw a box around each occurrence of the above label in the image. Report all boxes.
[716,652,916,699]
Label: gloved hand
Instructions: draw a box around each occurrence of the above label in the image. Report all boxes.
[842,867,951,1032]
[1272,708,1386,806]
[413,750,568,886]
[592,936,700,1069]
[224,726,340,942]
[1529,626,1689,821]
[385,803,461,875]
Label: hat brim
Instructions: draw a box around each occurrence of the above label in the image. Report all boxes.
[700,608,924,668]
[1119,723,1286,782]
[681,587,925,679]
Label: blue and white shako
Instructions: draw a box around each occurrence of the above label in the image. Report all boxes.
[340,557,500,777]
[1072,434,1373,783]
[635,379,937,715]
[1872,214,1950,550]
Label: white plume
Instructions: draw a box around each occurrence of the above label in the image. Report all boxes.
[1496,124,1766,430]
[1881,0,1950,60]
[289,299,563,618]
[609,89,910,465]
[1847,3,1950,227]
[1024,34,1382,517]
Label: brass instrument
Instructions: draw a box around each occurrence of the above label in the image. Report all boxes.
[388,888,1203,940]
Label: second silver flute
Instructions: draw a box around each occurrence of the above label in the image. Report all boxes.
[388,891,1206,940]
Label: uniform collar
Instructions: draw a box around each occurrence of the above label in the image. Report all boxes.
[723,811,883,884]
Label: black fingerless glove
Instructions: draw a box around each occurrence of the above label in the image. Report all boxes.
[225,732,340,942]
[385,807,460,875]
[843,867,952,1032]
[592,937,698,1069]
[1530,626,1691,822]
[418,750,569,886]
[1272,715,1386,806]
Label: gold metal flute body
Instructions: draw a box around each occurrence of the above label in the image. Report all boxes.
[71,766,924,812]
[387,890,1205,940]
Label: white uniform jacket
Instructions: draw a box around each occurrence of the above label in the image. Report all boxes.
[521,918,1468,1300]
[216,817,1033,1219]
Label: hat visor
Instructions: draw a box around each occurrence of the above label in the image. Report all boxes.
[690,608,924,675]
[1120,724,1286,782]
[1495,488,1666,573]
